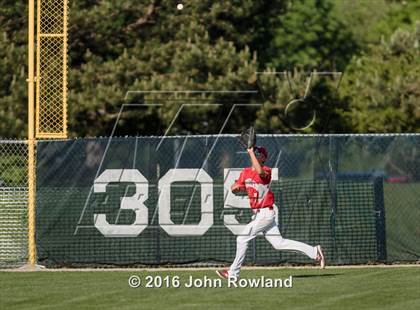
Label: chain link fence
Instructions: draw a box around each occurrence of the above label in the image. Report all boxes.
[34,134,419,267]
[0,140,28,267]
[36,0,68,138]
[0,134,418,268]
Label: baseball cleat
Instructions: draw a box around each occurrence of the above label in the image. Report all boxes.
[316,245,325,269]
[216,269,230,279]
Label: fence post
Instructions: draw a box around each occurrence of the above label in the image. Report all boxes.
[27,0,37,266]
[373,176,387,262]
[329,136,339,261]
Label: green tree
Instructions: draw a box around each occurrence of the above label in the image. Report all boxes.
[0,32,27,138]
[69,21,259,137]
[69,1,286,68]
[0,1,28,138]
[333,0,420,48]
[340,22,420,133]
[67,0,291,136]
[254,68,349,133]
[268,0,357,71]
[1,0,418,138]
[1,0,287,138]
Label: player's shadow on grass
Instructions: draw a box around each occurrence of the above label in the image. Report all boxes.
[292,273,342,278]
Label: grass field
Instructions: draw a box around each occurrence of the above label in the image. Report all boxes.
[1,267,419,310]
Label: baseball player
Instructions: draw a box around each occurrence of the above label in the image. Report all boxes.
[216,146,325,280]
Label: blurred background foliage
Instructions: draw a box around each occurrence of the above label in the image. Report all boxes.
[0,0,419,138]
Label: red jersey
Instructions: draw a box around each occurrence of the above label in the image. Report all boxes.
[236,166,274,209]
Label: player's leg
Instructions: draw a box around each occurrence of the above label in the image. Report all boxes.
[227,213,274,278]
[264,222,318,260]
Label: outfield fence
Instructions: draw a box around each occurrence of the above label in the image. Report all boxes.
[0,141,28,267]
[0,134,419,268]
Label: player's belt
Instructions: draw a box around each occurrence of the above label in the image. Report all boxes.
[255,206,273,212]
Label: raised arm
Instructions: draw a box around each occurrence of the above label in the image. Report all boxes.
[247,147,266,176]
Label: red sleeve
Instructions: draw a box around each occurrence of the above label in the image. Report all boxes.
[260,166,271,183]
[236,169,246,186]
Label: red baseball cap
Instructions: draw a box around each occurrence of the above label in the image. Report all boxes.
[254,146,268,159]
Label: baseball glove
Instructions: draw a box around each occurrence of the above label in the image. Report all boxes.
[232,188,247,196]
[238,126,256,149]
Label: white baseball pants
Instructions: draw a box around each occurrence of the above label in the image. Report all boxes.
[228,207,318,278]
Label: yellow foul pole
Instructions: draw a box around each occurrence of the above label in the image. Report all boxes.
[27,0,37,265]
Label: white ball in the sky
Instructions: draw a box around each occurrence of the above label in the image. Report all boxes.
[177,3,184,10]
